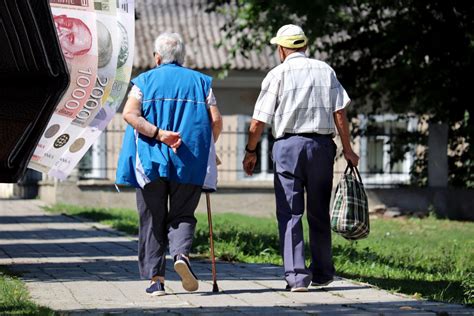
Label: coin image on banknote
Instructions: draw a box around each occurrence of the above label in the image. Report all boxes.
[44,124,61,139]
[117,21,129,68]
[54,15,93,59]
[53,134,70,149]
[69,138,86,153]
[97,20,113,68]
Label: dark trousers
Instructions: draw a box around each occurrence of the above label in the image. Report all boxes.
[135,178,201,279]
[273,134,336,287]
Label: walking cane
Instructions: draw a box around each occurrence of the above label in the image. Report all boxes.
[205,192,219,292]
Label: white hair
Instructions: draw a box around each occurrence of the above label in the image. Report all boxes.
[153,32,185,65]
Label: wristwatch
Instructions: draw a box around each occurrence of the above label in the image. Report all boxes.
[245,145,257,154]
[152,126,160,140]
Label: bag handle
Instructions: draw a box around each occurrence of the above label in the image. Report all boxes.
[344,161,363,184]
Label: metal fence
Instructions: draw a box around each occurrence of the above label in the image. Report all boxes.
[77,116,414,188]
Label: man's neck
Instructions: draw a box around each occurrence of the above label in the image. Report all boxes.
[284,51,306,62]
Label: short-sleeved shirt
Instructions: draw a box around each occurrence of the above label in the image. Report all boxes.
[252,52,350,139]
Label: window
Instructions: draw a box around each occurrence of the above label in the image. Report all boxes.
[249,127,275,176]
[359,114,417,187]
[367,137,384,173]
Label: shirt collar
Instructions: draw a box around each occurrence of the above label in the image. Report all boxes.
[284,52,307,63]
[156,62,182,68]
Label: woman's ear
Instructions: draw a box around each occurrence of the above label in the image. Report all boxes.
[154,53,161,66]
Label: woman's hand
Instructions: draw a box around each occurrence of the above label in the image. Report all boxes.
[158,130,181,153]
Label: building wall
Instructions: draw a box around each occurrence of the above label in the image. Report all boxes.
[209,70,267,115]
[212,87,261,115]
[106,115,128,180]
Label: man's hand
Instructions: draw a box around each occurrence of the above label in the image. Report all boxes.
[242,152,257,176]
[158,130,182,153]
[343,148,359,167]
[242,119,265,176]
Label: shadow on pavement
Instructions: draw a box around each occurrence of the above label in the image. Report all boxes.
[52,300,471,315]
[0,215,80,224]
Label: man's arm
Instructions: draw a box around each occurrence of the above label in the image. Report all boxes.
[122,96,181,152]
[242,119,266,176]
[333,108,359,166]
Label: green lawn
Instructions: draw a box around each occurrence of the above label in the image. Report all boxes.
[0,267,55,315]
[44,203,474,305]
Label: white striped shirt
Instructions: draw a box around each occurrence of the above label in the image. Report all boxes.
[253,52,350,138]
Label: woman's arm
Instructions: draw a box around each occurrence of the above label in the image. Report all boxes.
[209,105,223,142]
[122,96,181,152]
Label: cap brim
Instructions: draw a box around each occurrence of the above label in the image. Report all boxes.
[270,35,308,48]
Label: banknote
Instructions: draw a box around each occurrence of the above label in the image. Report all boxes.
[33,0,120,175]
[72,0,119,128]
[48,0,135,180]
[29,0,98,173]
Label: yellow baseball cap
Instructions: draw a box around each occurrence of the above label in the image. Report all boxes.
[270,24,308,48]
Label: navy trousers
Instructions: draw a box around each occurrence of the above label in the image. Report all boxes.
[273,134,336,287]
[135,178,201,279]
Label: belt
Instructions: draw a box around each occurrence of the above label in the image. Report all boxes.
[280,132,333,139]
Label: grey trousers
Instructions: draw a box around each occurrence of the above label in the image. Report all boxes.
[136,178,201,279]
[273,134,336,287]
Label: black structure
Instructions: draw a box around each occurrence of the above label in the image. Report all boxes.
[0,0,69,182]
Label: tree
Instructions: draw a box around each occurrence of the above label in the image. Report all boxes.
[207,0,474,187]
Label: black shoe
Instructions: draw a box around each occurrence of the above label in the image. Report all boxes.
[174,254,199,292]
[146,282,165,296]
[311,277,334,287]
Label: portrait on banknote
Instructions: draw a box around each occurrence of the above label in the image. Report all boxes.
[54,15,93,59]
[97,20,113,68]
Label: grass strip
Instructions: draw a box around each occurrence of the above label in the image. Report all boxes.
[0,266,55,315]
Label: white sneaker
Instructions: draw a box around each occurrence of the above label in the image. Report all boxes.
[174,254,199,292]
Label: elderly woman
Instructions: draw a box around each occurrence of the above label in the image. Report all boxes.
[116,32,222,296]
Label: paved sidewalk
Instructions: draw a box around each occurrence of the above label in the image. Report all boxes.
[0,200,472,315]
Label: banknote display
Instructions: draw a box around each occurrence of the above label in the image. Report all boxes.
[33,0,121,175]
[48,0,135,180]
[29,0,98,173]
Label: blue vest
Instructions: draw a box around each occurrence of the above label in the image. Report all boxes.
[116,63,213,188]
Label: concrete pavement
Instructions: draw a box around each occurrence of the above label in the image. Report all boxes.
[0,199,472,315]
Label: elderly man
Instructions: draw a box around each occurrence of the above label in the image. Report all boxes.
[116,32,222,296]
[243,25,359,292]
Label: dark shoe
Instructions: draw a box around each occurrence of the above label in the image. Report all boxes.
[285,284,309,292]
[311,277,334,287]
[146,282,165,296]
[174,254,199,292]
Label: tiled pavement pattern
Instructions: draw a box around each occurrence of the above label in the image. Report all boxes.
[0,199,473,315]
